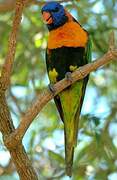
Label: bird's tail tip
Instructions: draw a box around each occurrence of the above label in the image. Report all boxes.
[65,146,74,177]
[66,164,73,177]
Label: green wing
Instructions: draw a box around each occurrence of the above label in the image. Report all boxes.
[85,35,92,63]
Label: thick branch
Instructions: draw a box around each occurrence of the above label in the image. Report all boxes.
[5,47,117,149]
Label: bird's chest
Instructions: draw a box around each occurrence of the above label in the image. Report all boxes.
[48,22,88,49]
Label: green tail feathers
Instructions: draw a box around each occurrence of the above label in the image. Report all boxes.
[59,81,84,176]
[65,140,74,177]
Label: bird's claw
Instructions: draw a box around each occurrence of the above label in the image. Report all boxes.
[65,72,72,83]
[48,83,55,95]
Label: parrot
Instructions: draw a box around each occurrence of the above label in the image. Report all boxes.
[41,2,91,177]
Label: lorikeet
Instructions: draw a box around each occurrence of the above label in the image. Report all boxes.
[42,2,91,177]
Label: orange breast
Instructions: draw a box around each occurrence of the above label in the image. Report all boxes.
[48,21,88,49]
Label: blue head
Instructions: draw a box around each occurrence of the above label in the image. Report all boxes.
[42,2,68,31]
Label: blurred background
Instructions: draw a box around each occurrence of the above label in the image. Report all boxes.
[0,0,117,179]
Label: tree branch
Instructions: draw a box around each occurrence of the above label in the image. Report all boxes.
[0,0,71,12]
[0,0,26,91]
[5,34,117,149]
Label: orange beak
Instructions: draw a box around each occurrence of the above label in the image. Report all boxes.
[42,12,53,24]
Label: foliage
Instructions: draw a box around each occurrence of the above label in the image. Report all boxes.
[0,0,117,179]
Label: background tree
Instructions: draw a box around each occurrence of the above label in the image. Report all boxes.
[0,0,117,180]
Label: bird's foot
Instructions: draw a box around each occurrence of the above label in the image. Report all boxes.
[65,72,72,83]
[48,83,55,95]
